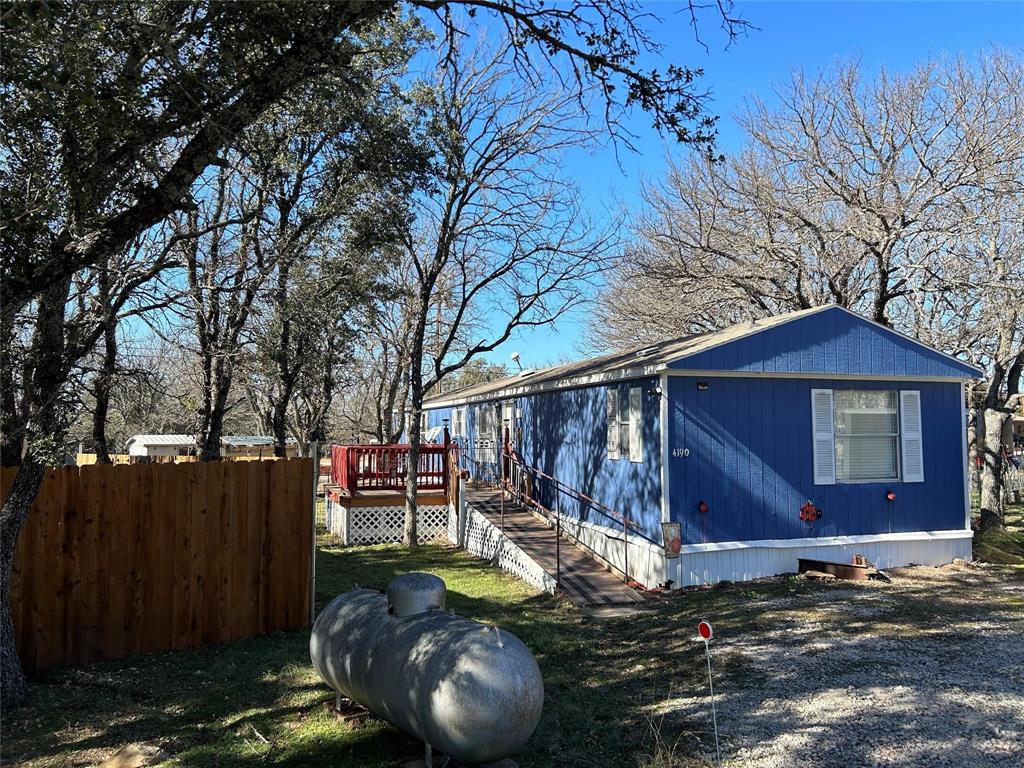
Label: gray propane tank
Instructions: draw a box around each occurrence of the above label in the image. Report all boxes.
[311,573,543,764]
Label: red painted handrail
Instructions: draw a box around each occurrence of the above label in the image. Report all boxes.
[330,444,450,495]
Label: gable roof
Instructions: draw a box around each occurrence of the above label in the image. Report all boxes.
[424,305,982,408]
[221,435,297,447]
[126,434,194,448]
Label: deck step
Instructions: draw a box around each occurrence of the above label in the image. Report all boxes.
[465,489,643,606]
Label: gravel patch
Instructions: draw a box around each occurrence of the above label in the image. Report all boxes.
[666,566,1024,767]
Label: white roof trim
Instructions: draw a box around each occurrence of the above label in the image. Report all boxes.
[662,370,972,383]
[426,363,663,408]
[126,434,195,447]
[426,367,973,409]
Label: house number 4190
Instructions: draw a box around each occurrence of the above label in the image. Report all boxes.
[672,448,690,458]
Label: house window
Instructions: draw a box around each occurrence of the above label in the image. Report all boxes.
[835,391,899,482]
[475,405,498,463]
[607,385,643,462]
[811,388,923,485]
[452,408,465,438]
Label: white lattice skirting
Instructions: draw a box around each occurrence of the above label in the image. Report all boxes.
[330,503,450,545]
[461,503,557,595]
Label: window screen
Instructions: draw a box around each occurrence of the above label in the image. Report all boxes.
[618,386,631,458]
[834,390,900,482]
[607,389,620,458]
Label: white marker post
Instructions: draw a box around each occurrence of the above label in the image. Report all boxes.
[698,619,721,765]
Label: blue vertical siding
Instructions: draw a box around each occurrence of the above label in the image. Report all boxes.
[423,407,452,434]
[519,379,663,541]
[427,379,664,541]
[667,307,979,378]
[667,376,966,544]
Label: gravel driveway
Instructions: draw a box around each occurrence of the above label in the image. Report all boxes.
[662,564,1024,767]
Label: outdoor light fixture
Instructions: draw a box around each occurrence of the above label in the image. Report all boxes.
[510,351,523,371]
[698,500,709,514]
[649,385,664,398]
[886,489,896,502]
[697,381,709,391]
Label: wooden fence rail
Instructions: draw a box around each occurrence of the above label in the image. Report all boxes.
[2,458,314,674]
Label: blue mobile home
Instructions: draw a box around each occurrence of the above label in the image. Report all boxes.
[424,306,981,587]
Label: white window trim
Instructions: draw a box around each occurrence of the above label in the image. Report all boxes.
[452,407,466,438]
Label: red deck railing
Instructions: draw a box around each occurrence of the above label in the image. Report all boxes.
[330,443,451,496]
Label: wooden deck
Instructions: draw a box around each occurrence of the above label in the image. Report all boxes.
[325,487,448,508]
[467,489,643,606]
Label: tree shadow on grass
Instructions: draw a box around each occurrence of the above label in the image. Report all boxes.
[6,545,1021,768]
[2,627,421,768]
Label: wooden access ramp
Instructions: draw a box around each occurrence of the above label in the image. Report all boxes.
[465,488,643,606]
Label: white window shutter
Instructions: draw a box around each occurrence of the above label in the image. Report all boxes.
[900,390,924,482]
[629,386,643,462]
[607,388,619,459]
[811,389,836,485]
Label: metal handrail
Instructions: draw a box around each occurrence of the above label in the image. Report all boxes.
[507,452,657,542]
[502,447,659,589]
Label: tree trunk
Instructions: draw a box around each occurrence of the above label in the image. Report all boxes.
[0,300,24,467]
[271,399,289,459]
[404,396,421,549]
[0,459,46,709]
[91,319,118,463]
[979,407,1008,532]
[967,405,980,494]
[1,274,72,708]
[199,373,231,461]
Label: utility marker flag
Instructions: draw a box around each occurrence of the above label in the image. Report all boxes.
[698,620,721,765]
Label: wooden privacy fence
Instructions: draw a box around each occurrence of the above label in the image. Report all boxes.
[3,458,314,674]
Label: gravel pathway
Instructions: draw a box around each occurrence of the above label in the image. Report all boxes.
[665,565,1024,767]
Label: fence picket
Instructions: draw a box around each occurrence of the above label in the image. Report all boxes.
[5,458,313,674]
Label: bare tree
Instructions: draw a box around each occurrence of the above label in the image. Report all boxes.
[1,0,747,705]
[597,50,1024,525]
[401,42,621,545]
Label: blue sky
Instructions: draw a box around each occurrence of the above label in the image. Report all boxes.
[476,0,1024,371]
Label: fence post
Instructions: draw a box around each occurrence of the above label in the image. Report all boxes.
[555,502,561,590]
[458,471,467,546]
[442,420,451,495]
[309,442,319,626]
[500,422,508,533]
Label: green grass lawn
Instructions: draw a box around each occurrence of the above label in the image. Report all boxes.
[972,495,1024,565]
[5,521,1022,768]
[2,538,747,768]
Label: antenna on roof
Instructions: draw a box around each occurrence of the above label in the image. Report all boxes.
[510,351,523,371]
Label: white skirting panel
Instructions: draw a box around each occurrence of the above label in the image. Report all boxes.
[326,501,449,545]
[672,532,973,587]
[461,504,558,595]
